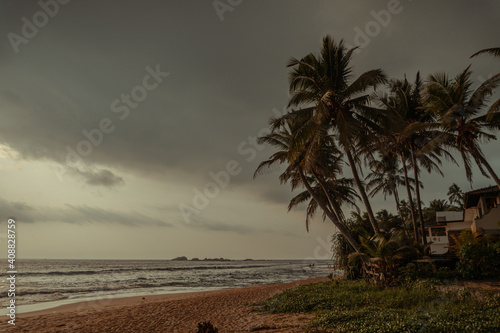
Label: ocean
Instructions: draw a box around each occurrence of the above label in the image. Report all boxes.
[0,259,337,314]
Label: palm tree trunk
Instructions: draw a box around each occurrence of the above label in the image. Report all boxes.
[477,154,500,190]
[299,169,362,253]
[311,170,343,223]
[410,148,427,245]
[345,149,380,234]
[400,152,419,243]
[393,188,403,219]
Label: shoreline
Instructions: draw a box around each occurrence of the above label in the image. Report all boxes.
[2,276,330,332]
[0,286,227,316]
[16,287,236,318]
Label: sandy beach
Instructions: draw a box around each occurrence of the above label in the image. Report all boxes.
[1,277,328,332]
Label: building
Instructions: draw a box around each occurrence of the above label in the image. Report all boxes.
[426,211,463,255]
[463,186,500,235]
[425,185,500,255]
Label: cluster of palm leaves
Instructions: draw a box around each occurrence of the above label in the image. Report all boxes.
[255,36,500,272]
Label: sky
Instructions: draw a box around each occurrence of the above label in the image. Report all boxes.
[0,0,499,260]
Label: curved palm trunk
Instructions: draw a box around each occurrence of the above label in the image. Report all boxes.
[299,170,362,253]
[345,149,380,234]
[399,152,419,243]
[311,170,343,223]
[477,154,500,190]
[410,148,427,245]
[325,197,342,224]
[393,187,403,220]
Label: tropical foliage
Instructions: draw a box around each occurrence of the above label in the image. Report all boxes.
[447,183,464,208]
[422,66,500,189]
[348,231,417,285]
[451,230,500,279]
[255,36,500,281]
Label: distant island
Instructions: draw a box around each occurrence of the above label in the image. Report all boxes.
[171,256,233,261]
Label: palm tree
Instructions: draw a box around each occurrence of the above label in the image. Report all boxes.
[375,209,406,235]
[427,199,451,212]
[398,199,412,221]
[369,73,452,244]
[470,47,500,122]
[284,35,386,234]
[447,183,464,208]
[288,177,360,232]
[422,66,500,190]
[254,117,362,252]
[365,153,408,219]
[348,231,416,285]
[471,47,500,59]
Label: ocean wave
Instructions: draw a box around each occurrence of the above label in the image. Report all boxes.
[0,281,198,298]
[18,264,276,277]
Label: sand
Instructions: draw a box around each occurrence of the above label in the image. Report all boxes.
[1,277,328,332]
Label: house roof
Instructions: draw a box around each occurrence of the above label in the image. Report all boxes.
[464,185,500,209]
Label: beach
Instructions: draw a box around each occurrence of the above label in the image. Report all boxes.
[1,277,328,332]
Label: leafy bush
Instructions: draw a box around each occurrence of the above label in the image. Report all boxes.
[331,213,373,280]
[456,243,485,279]
[456,241,500,279]
[399,262,434,281]
[399,263,457,283]
[259,280,500,332]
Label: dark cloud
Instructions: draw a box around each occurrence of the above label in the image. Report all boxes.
[0,199,37,222]
[0,0,499,211]
[70,167,124,187]
[0,198,171,227]
[64,204,170,227]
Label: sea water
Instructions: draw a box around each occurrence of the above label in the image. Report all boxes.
[0,259,338,314]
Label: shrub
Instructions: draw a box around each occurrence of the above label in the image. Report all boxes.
[456,240,500,279]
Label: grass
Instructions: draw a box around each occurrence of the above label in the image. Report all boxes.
[257,280,500,332]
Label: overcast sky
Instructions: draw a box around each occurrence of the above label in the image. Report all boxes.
[0,0,499,259]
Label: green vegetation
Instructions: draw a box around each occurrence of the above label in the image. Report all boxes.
[451,230,500,280]
[255,35,500,283]
[259,280,500,332]
[254,37,500,330]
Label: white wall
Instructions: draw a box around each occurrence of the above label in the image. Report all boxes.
[436,211,463,222]
[473,206,500,232]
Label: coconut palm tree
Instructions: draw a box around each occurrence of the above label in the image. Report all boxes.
[471,47,500,122]
[288,177,360,232]
[375,209,406,235]
[427,199,451,212]
[471,47,500,59]
[284,35,386,234]
[447,183,464,208]
[348,230,417,285]
[365,153,408,219]
[254,116,362,252]
[368,73,453,244]
[422,66,500,190]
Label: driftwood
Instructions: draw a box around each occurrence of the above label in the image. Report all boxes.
[197,321,219,333]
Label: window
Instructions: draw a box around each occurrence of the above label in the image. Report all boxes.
[431,227,446,236]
